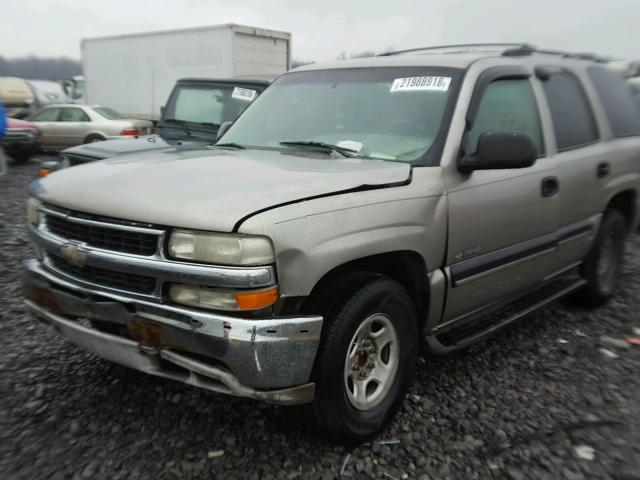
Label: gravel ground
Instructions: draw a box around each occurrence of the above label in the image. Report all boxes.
[1,158,639,480]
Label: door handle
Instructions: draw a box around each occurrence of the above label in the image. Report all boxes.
[541,176,559,197]
[597,162,610,178]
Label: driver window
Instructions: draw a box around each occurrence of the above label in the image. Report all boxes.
[31,109,60,122]
[467,79,545,156]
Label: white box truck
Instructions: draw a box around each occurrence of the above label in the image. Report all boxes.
[82,24,291,120]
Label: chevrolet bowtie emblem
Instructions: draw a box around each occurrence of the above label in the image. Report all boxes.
[60,243,88,268]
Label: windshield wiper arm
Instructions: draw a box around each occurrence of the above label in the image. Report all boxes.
[163,118,191,135]
[215,142,246,149]
[279,140,356,158]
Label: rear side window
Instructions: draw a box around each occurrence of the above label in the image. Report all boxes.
[60,108,90,122]
[588,66,640,137]
[541,71,598,152]
[468,79,545,156]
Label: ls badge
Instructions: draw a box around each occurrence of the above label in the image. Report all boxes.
[61,243,88,268]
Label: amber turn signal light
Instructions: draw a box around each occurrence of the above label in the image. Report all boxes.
[235,287,279,311]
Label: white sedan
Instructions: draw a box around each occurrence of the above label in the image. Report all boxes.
[29,105,153,150]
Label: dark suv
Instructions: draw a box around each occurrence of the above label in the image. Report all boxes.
[46,76,273,172]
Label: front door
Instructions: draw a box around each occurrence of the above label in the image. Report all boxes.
[30,108,61,148]
[443,71,559,322]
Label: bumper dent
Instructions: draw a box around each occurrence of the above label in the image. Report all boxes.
[22,259,322,405]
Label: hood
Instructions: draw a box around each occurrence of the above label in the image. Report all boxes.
[62,134,197,160]
[7,118,37,129]
[32,148,411,232]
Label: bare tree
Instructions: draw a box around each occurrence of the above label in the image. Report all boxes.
[0,56,82,80]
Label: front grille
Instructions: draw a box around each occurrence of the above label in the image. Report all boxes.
[45,214,158,256]
[49,254,156,295]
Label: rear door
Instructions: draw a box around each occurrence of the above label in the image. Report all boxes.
[537,67,615,271]
[30,108,61,148]
[443,67,559,322]
[56,107,92,147]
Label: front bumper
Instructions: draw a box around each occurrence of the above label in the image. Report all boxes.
[23,259,323,405]
[1,132,39,155]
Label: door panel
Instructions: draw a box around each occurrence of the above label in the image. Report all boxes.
[444,165,558,321]
[57,108,92,146]
[538,69,607,268]
[443,75,559,322]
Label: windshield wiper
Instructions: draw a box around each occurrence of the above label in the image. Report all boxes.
[163,118,191,135]
[196,121,220,128]
[215,142,246,149]
[279,140,357,158]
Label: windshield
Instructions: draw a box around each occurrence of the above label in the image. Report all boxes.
[163,84,261,127]
[220,67,461,163]
[93,106,123,120]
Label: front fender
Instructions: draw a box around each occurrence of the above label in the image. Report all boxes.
[238,168,448,297]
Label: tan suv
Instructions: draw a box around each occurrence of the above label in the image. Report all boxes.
[22,44,640,442]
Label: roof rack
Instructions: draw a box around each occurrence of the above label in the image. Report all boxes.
[378,43,535,56]
[379,43,609,63]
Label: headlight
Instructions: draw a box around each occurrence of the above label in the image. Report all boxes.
[27,197,42,225]
[169,284,279,311]
[168,230,275,266]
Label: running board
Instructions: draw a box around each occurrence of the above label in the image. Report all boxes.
[424,275,587,355]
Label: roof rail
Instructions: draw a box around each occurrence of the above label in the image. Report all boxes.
[378,43,535,57]
[379,43,609,62]
[525,49,609,63]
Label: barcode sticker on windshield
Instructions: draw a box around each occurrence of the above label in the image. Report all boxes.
[231,87,258,101]
[390,76,451,92]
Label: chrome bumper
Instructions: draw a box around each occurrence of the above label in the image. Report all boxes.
[23,259,323,405]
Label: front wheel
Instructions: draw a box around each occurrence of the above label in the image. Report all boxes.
[311,276,418,442]
[573,209,628,307]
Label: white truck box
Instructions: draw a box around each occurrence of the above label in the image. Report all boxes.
[82,24,291,120]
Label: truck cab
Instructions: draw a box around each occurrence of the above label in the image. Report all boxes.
[46,76,273,171]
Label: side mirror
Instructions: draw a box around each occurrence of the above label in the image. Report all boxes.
[459,131,537,173]
[160,106,165,119]
[216,121,233,141]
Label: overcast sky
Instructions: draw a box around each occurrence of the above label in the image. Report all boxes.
[2,0,639,61]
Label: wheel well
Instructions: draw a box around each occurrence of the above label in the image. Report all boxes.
[606,190,636,227]
[304,251,429,330]
[84,133,105,142]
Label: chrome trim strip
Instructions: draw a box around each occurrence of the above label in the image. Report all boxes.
[450,247,556,287]
[41,205,165,235]
[28,223,277,292]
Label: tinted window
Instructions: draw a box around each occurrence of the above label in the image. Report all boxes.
[541,71,598,151]
[166,86,259,126]
[468,79,545,156]
[588,67,640,137]
[59,108,90,122]
[31,108,60,122]
[93,107,123,120]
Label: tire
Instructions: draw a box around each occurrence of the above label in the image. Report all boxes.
[573,209,628,307]
[84,134,106,144]
[310,275,418,442]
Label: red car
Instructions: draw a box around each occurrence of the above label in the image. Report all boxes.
[1,117,40,163]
